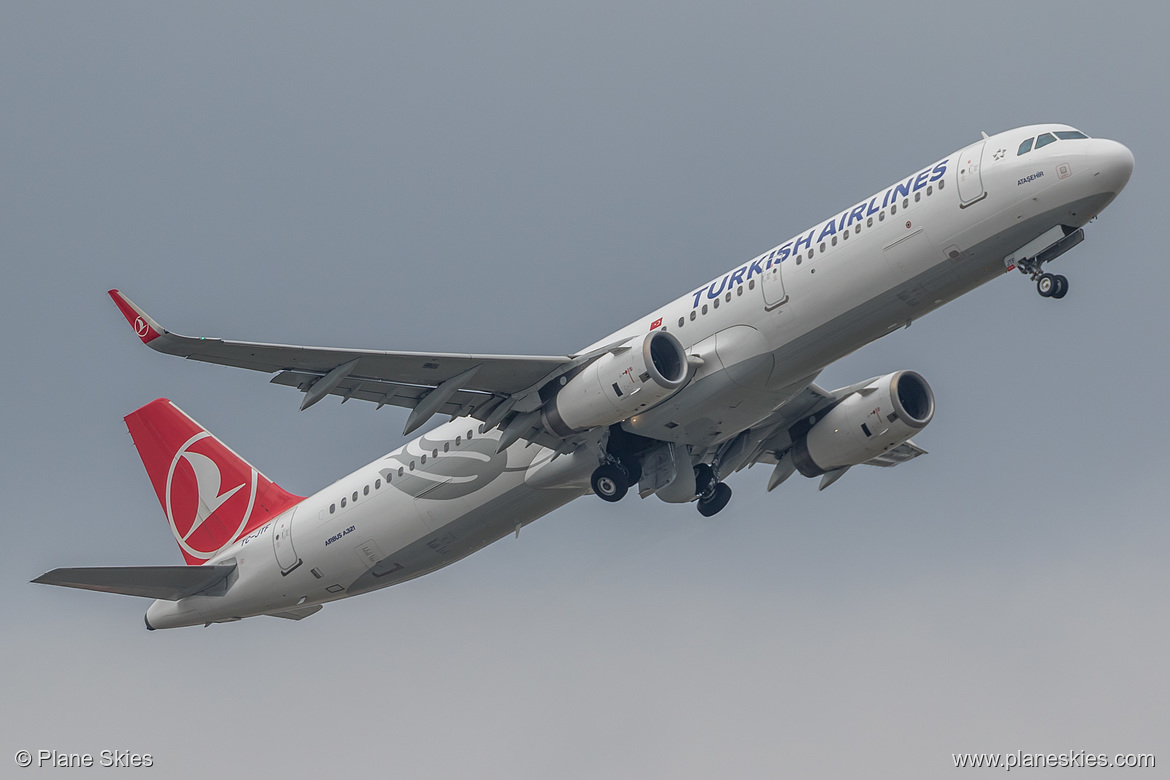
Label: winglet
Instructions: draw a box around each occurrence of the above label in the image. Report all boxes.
[108,289,164,345]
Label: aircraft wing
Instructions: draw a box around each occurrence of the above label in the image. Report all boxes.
[110,290,583,436]
[32,564,237,600]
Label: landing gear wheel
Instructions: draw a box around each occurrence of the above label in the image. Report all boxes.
[697,482,732,517]
[1037,273,1057,298]
[1051,274,1069,299]
[591,464,628,502]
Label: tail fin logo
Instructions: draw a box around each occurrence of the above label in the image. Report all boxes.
[165,432,258,560]
[134,316,150,338]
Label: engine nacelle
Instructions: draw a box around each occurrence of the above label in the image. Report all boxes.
[543,330,689,435]
[791,370,934,476]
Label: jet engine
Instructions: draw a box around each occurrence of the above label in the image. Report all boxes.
[791,370,934,476]
[543,330,689,435]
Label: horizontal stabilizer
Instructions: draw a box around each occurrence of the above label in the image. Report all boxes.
[32,564,236,600]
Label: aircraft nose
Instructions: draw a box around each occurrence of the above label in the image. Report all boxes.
[1093,139,1134,195]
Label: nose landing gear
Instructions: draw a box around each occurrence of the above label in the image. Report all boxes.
[1036,272,1069,299]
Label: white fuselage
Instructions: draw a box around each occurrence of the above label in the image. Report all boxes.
[146,124,1133,629]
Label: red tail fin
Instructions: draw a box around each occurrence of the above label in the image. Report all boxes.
[125,399,303,565]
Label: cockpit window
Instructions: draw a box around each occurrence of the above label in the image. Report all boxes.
[1055,130,1088,140]
[1034,132,1057,149]
[1017,138,1034,155]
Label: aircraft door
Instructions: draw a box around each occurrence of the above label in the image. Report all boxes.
[273,508,301,574]
[956,141,987,207]
[761,257,788,309]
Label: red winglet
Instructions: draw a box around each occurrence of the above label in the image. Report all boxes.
[108,289,161,344]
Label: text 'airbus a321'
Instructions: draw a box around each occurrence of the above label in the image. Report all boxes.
[34,124,1133,629]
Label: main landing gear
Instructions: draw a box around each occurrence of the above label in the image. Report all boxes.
[590,458,642,503]
[694,464,733,517]
[589,459,733,517]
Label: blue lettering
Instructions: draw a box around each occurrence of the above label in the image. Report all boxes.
[746,258,765,279]
[691,289,704,308]
[817,221,837,241]
[847,203,867,227]
[930,160,948,182]
[775,242,792,262]
[794,230,814,253]
[882,188,892,208]
[866,197,880,216]
[893,177,912,201]
[729,266,747,285]
[707,275,729,299]
[913,169,930,191]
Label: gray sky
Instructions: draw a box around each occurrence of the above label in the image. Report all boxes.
[3,2,1166,777]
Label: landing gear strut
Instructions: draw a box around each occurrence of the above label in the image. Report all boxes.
[694,463,733,517]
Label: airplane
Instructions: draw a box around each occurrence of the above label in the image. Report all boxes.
[34,124,1133,629]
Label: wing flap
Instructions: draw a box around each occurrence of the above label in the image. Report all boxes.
[32,564,236,600]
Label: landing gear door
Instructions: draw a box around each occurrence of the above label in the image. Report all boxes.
[957,141,987,207]
[273,508,301,575]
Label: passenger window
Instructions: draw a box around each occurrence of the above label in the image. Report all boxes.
[878,211,885,221]
[795,255,802,265]
[831,236,837,246]
[352,491,358,501]
[341,497,347,508]
[468,429,474,439]
[420,455,426,464]
[842,230,848,240]
[903,198,909,209]
[1055,131,1088,140]
[701,304,708,315]
[330,504,336,514]
[712,298,719,309]
[736,285,743,296]
[809,248,815,259]
[375,479,381,488]
[409,462,415,471]
[432,448,438,458]
[927,185,932,196]
[938,179,945,190]
[854,224,861,234]
[890,205,897,215]
[443,442,450,452]
[867,217,873,227]
[725,291,732,302]
[455,436,462,445]
[1035,132,1056,149]
[1018,138,1034,155]
[915,192,921,202]
[819,242,826,252]
[398,467,404,476]
[748,279,755,289]
[689,310,696,321]
[363,485,369,496]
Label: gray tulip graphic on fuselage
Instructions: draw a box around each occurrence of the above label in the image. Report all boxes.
[379,432,521,501]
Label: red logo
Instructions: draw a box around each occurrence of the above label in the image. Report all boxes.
[134,316,150,338]
[165,432,258,561]
[650,317,663,330]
